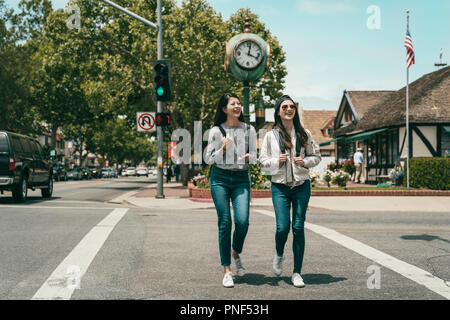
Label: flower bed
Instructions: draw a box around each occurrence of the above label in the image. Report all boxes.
[190,187,271,199]
[189,186,450,199]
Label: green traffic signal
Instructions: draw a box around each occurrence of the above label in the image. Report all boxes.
[156,86,164,96]
[153,60,172,102]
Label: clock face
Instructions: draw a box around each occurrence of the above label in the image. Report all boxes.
[234,40,263,70]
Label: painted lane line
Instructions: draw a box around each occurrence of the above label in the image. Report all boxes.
[31,208,129,300]
[255,209,450,300]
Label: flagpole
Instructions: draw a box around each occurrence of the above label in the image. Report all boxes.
[406,10,410,189]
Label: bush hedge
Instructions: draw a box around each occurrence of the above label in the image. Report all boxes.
[405,157,450,190]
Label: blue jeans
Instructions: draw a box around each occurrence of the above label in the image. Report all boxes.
[210,166,250,266]
[271,180,311,274]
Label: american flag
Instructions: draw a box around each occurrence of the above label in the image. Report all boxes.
[405,25,415,68]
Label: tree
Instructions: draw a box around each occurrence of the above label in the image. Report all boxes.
[0,0,40,135]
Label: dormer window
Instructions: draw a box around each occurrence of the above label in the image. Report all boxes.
[327,128,333,136]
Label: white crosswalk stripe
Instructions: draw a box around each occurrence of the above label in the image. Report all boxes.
[254,209,450,300]
[31,208,129,300]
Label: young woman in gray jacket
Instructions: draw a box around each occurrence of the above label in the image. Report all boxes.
[259,95,321,287]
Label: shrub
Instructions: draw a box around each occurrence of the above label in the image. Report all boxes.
[327,161,342,172]
[331,170,351,187]
[342,159,356,176]
[250,163,271,189]
[190,164,271,190]
[405,157,450,190]
[321,170,333,187]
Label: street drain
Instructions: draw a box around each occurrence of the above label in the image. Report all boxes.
[142,214,158,217]
[427,254,450,282]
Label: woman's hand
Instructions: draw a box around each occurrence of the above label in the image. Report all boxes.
[279,153,289,164]
[238,153,251,163]
[293,156,305,167]
[221,135,233,151]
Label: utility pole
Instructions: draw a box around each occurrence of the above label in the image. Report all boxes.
[99,0,165,198]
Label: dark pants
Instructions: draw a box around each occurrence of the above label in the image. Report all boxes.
[271,180,311,274]
[210,166,250,266]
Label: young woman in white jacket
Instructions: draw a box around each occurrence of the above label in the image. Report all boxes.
[259,95,321,287]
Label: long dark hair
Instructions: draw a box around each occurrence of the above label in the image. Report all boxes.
[213,93,244,127]
[273,96,308,149]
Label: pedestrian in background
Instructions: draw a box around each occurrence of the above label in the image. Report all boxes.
[353,147,365,184]
[259,95,321,288]
[174,164,180,182]
[205,92,257,288]
[166,166,173,183]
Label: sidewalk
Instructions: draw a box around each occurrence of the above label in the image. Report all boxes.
[118,182,450,213]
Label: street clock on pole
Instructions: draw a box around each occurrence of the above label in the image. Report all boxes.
[224,11,270,123]
[224,13,270,82]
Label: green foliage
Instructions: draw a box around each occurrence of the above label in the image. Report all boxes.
[0,0,40,135]
[406,157,450,190]
[341,159,356,175]
[191,163,270,189]
[249,163,270,189]
[1,0,288,168]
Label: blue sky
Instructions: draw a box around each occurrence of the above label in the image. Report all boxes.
[5,0,450,112]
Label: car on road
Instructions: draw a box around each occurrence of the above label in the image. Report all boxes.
[89,166,101,179]
[125,167,136,176]
[67,168,82,180]
[53,162,67,181]
[121,169,128,177]
[81,167,92,180]
[101,168,111,178]
[148,167,157,177]
[0,131,53,202]
[110,168,118,178]
[136,167,149,177]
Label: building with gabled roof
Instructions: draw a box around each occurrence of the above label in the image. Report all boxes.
[322,66,450,183]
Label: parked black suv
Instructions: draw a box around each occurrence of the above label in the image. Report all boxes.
[0,131,53,202]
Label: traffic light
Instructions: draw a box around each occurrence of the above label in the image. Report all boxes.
[155,112,170,127]
[153,60,172,101]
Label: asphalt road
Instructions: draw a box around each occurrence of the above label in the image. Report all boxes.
[0,177,449,301]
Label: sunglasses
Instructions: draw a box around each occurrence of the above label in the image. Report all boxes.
[281,104,296,110]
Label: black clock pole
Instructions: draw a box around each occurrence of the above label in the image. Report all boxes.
[243,80,250,124]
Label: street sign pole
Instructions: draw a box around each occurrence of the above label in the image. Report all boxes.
[99,0,164,198]
[155,0,165,198]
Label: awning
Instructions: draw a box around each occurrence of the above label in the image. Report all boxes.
[319,137,342,147]
[444,126,450,133]
[344,128,389,142]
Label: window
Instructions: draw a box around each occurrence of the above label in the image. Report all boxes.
[327,128,333,136]
[11,136,24,154]
[37,142,46,159]
[20,138,33,157]
[31,140,42,159]
[344,109,352,123]
[0,134,8,153]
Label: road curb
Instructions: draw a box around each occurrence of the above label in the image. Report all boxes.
[108,190,142,204]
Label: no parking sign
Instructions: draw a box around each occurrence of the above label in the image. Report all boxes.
[137,112,156,132]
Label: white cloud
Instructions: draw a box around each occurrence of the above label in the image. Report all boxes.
[297,0,355,14]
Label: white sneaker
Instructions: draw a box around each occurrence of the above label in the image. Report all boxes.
[222,272,234,288]
[273,254,284,276]
[291,273,305,287]
[234,257,246,276]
